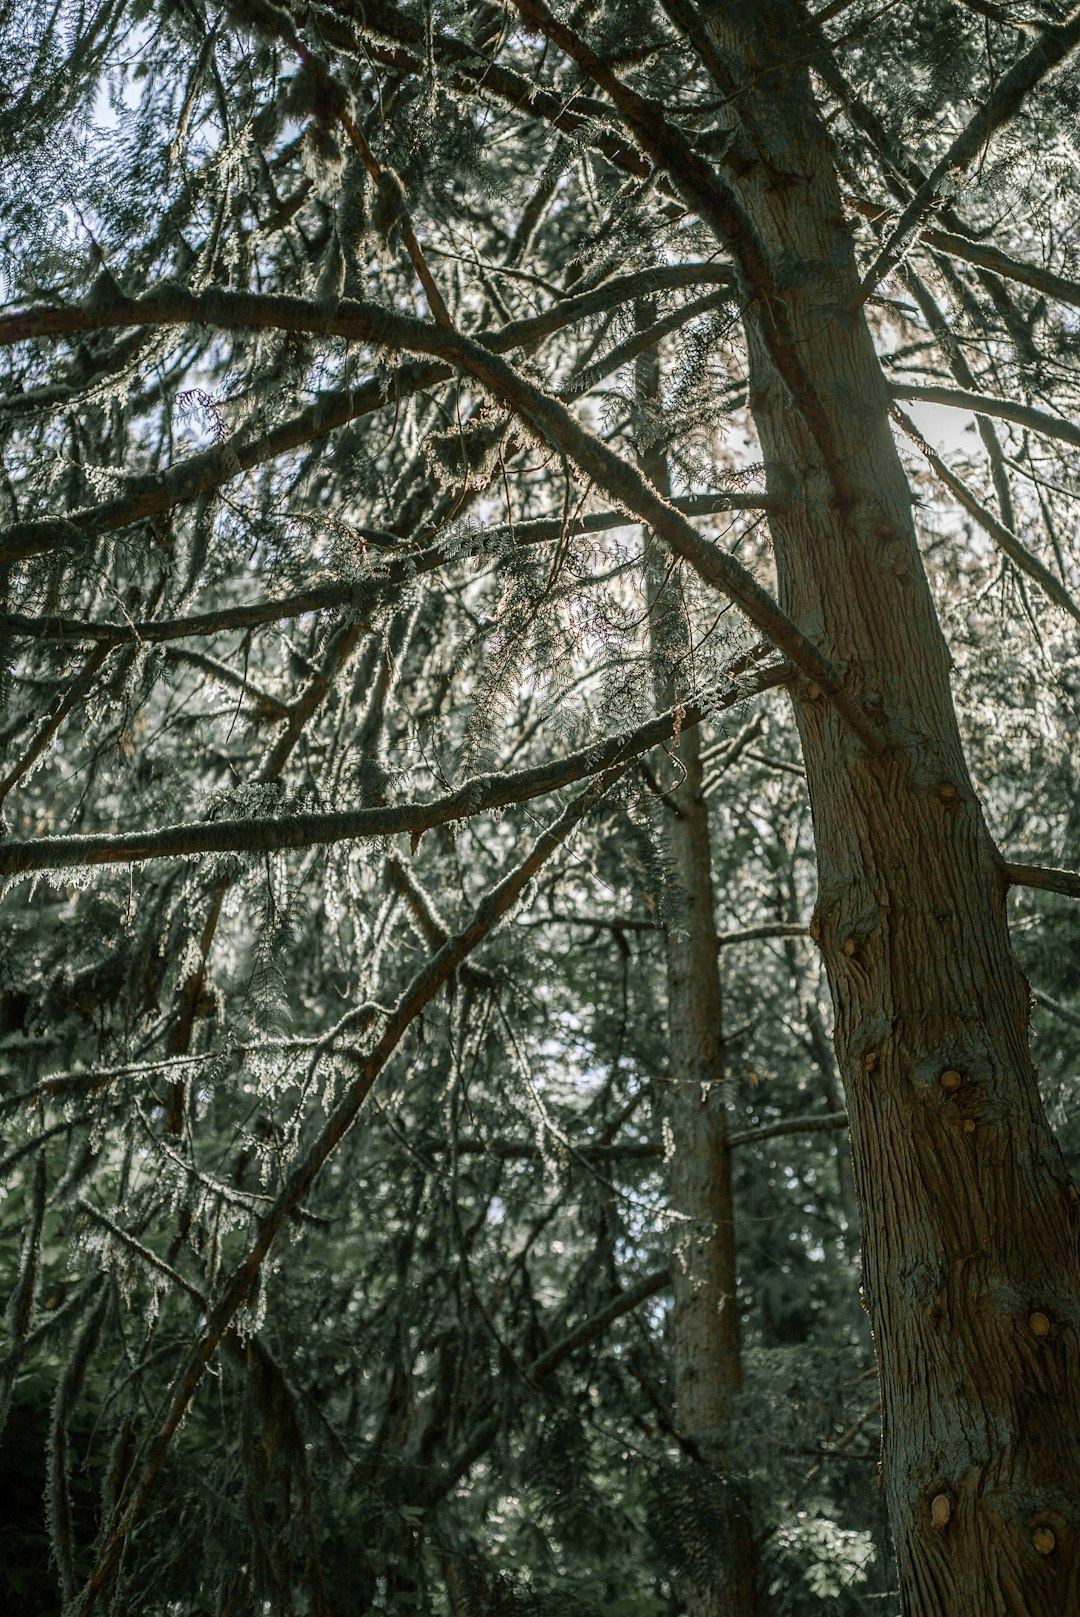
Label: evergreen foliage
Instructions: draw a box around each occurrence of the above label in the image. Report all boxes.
[1,1,1078,1613]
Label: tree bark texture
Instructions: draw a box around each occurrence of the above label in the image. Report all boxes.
[639,329,757,1617]
[702,3,1080,1610]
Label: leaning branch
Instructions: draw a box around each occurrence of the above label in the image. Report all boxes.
[845,198,1080,312]
[0,263,731,563]
[527,1268,672,1380]
[337,0,655,185]
[0,494,771,646]
[428,1101,843,1164]
[76,769,625,1616]
[726,1112,849,1149]
[507,0,857,509]
[892,406,1080,626]
[519,913,808,946]
[890,382,1080,453]
[0,644,112,804]
[0,282,884,747]
[0,661,789,876]
[861,5,1080,294]
[419,1265,672,1507]
[1033,990,1080,1031]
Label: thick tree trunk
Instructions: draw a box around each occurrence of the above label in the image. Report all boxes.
[700,4,1080,1610]
[639,331,757,1617]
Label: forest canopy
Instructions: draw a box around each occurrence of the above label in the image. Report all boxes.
[1,1,1079,1614]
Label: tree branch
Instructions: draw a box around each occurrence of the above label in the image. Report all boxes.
[892,406,1080,625]
[0,644,113,805]
[861,4,1080,294]
[0,263,731,562]
[726,1112,849,1149]
[1004,861,1080,901]
[507,0,858,509]
[1032,990,1080,1031]
[418,1266,672,1507]
[0,496,772,646]
[0,662,790,876]
[76,767,626,1615]
[0,282,884,746]
[845,198,1080,311]
[527,1268,671,1381]
[890,382,1080,452]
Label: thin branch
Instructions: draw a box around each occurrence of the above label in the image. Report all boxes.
[700,712,765,797]
[417,1261,672,1507]
[74,1201,206,1306]
[892,406,1080,625]
[1005,861,1080,900]
[0,494,774,646]
[446,1135,662,1161]
[726,1112,848,1149]
[948,0,1041,33]
[0,661,790,876]
[846,198,1080,311]
[0,644,112,804]
[716,921,810,946]
[507,0,858,510]
[861,5,1080,294]
[165,649,290,719]
[0,264,731,562]
[527,1268,671,1380]
[0,282,883,745]
[76,767,625,1615]
[432,1098,842,1162]
[1033,990,1080,1031]
[890,382,1080,452]
[520,912,809,947]
[340,1,654,185]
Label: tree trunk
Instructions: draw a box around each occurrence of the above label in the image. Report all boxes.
[701,4,1080,1609]
[639,327,757,1617]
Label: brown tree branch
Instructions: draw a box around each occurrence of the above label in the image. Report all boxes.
[725,1112,849,1149]
[0,496,773,647]
[527,1267,672,1381]
[846,198,1080,311]
[1004,861,1080,900]
[861,4,1080,294]
[0,263,731,563]
[892,406,1080,625]
[507,0,858,508]
[330,0,653,183]
[0,282,883,746]
[1033,990,1080,1031]
[75,767,625,1615]
[0,644,113,805]
[164,648,290,719]
[0,661,790,877]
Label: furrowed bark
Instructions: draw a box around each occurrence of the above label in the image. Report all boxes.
[695,5,1080,1611]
